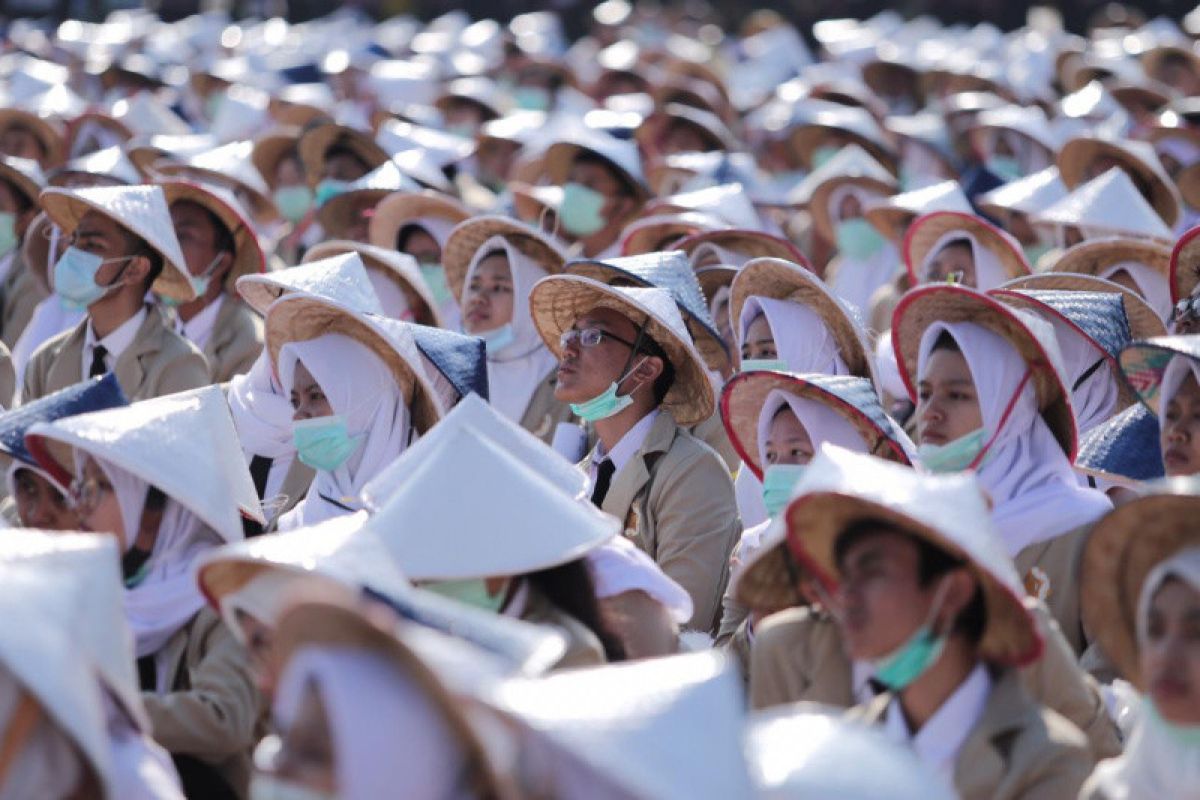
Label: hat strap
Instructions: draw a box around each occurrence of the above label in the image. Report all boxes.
[0,690,41,791]
[967,368,1033,471]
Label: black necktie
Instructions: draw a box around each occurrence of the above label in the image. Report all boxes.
[88,344,109,378]
[591,458,615,508]
[241,455,274,538]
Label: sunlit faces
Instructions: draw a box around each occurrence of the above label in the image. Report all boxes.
[554,307,646,403]
[1162,372,1200,477]
[564,157,638,240]
[274,153,306,190]
[740,314,777,361]
[322,148,370,183]
[11,467,78,530]
[923,240,975,286]
[917,345,984,447]
[461,252,513,334]
[73,455,125,546]
[764,406,814,466]
[1141,577,1200,725]
[659,120,712,156]
[290,362,335,421]
[837,192,863,222]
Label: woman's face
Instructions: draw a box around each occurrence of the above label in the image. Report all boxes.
[764,407,814,466]
[917,347,984,446]
[269,682,337,794]
[74,456,125,547]
[740,314,777,361]
[923,243,975,286]
[1141,577,1200,726]
[461,253,514,334]
[290,362,335,421]
[836,194,863,223]
[400,228,441,266]
[12,468,78,530]
[1162,372,1200,477]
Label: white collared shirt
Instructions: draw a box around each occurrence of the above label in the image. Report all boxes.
[884,663,991,788]
[851,661,877,705]
[81,305,147,380]
[589,409,660,485]
[175,294,223,350]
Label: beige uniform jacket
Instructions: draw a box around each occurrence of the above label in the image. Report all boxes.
[142,607,265,799]
[201,297,263,384]
[1,250,47,350]
[22,306,210,402]
[1014,523,1089,656]
[593,411,741,633]
[749,602,1120,760]
[518,370,577,445]
[850,669,1094,800]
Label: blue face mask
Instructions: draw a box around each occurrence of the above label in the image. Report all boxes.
[273,185,314,223]
[53,246,128,310]
[1023,241,1052,267]
[835,218,886,260]
[569,357,648,422]
[419,262,453,306]
[740,358,789,373]
[424,578,508,613]
[314,179,350,207]
[479,323,516,352]
[513,86,551,111]
[761,463,806,519]
[871,580,950,690]
[560,182,607,237]
[811,146,839,169]
[1146,697,1200,747]
[917,428,987,473]
[986,155,1022,182]
[187,252,225,300]
[292,415,363,472]
[0,212,15,257]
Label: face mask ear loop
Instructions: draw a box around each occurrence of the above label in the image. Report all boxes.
[540,205,560,240]
[966,367,1034,470]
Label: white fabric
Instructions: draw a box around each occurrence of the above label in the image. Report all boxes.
[274,646,470,800]
[82,305,147,380]
[277,333,411,530]
[590,409,659,482]
[0,666,85,800]
[733,517,771,565]
[851,660,876,704]
[463,234,558,422]
[1159,355,1200,423]
[4,461,67,506]
[708,284,732,332]
[737,296,850,375]
[92,455,221,665]
[875,330,909,401]
[754,388,868,467]
[102,691,184,800]
[919,230,1008,290]
[1044,314,1119,435]
[585,536,693,623]
[13,296,85,384]
[883,663,991,790]
[365,267,415,322]
[0,252,13,285]
[175,293,224,350]
[217,570,298,646]
[917,321,1111,554]
[734,468,767,530]
[1102,261,1173,323]
[690,242,750,269]
[228,350,295,460]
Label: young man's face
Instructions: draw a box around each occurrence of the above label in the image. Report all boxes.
[70,210,146,295]
[554,306,644,403]
[565,159,637,239]
[170,200,229,283]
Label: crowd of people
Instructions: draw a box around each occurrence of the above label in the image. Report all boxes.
[0,2,1199,798]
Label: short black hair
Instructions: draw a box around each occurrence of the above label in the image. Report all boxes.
[638,332,676,406]
[122,229,163,293]
[937,237,973,256]
[932,329,961,354]
[833,517,987,645]
[573,150,638,199]
[395,222,426,252]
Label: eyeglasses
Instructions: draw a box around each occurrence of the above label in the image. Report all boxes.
[68,476,112,511]
[559,326,637,351]
[1172,295,1200,326]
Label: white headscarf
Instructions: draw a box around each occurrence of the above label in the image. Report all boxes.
[690,242,750,269]
[917,321,1111,554]
[365,268,415,322]
[276,333,411,530]
[102,691,185,800]
[274,646,472,800]
[1043,315,1119,435]
[1103,261,1174,323]
[0,667,85,800]
[919,229,1009,290]
[737,296,849,375]
[585,536,693,623]
[227,350,295,460]
[1159,354,1200,424]
[827,184,899,314]
[754,388,868,466]
[463,234,558,423]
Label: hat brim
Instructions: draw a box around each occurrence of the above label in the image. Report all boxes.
[297,124,389,186]
[442,216,566,305]
[904,211,1031,285]
[678,229,808,269]
[161,180,266,291]
[999,272,1166,341]
[863,204,917,243]
[0,161,42,207]
[1170,224,1200,305]
[542,141,651,202]
[250,129,301,189]
[809,176,896,243]
[695,265,737,302]
[153,162,280,224]
[0,110,65,166]
[1118,337,1200,416]
[315,187,392,238]
[1052,236,1170,286]
[1058,139,1180,227]
[303,240,443,328]
[367,191,471,252]
[529,275,715,426]
[620,216,725,258]
[789,126,897,173]
[891,284,1077,458]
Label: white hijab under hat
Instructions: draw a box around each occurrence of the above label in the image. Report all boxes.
[916,321,1111,554]
[919,229,1008,290]
[1102,261,1173,323]
[463,234,558,423]
[1159,354,1200,425]
[737,296,849,375]
[1042,315,1119,436]
[277,333,411,530]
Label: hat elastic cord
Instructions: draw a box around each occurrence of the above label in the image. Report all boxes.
[1071,356,1107,392]
[967,368,1034,471]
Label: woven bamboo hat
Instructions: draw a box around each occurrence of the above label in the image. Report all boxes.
[367,190,471,252]
[529,276,715,426]
[442,215,567,304]
[302,239,443,328]
[863,180,972,243]
[1057,136,1181,228]
[159,178,266,292]
[903,210,1031,285]
[999,272,1166,341]
[677,229,807,267]
[1034,167,1174,244]
[1050,236,1171,290]
[1169,224,1200,304]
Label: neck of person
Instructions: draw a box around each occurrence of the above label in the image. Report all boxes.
[176,282,223,323]
[577,225,620,258]
[594,383,658,455]
[88,287,145,340]
[896,636,978,733]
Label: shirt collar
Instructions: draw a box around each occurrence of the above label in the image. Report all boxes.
[85,304,147,362]
[176,294,224,349]
[884,663,992,782]
[594,409,660,474]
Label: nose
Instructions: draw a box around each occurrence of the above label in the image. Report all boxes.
[562,334,582,359]
[293,404,311,422]
[919,398,944,426]
[1168,417,1190,444]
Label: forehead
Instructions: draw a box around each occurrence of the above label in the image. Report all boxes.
[577,305,636,332]
[170,199,217,228]
[569,158,622,187]
[920,345,973,382]
[75,209,128,239]
[836,526,920,569]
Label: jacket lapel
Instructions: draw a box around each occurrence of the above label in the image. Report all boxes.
[953,669,1026,797]
[115,308,164,398]
[599,412,676,524]
[204,295,237,363]
[46,322,88,394]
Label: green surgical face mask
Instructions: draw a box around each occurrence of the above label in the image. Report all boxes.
[761,463,806,519]
[811,146,839,170]
[273,185,314,223]
[835,218,886,260]
[419,262,453,306]
[569,357,647,422]
[917,428,987,473]
[740,358,788,373]
[424,578,507,613]
[986,155,1022,182]
[1022,241,1052,267]
[0,212,15,257]
[560,182,607,237]
[871,580,950,690]
[314,178,350,207]
[292,415,364,472]
[1146,697,1200,747]
[513,86,551,111]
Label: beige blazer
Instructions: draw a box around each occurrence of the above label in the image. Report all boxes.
[690,410,740,471]
[1,249,47,350]
[22,306,210,403]
[850,669,1094,800]
[518,370,577,445]
[142,607,265,798]
[749,601,1121,760]
[594,411,741,633]
[520,585,606,670]
[0,339,14,409]
[1015,523,1089,656]
[202,297,263,384]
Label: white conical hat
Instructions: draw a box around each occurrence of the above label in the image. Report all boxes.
[786,143,896,206]
[236,251,383,317]
[484,651,754,798]
[745,705,956,799]
[26,386,263,542]
[39,184,196,303]
[1034,167,1174,243]
[110,92,192,137]
[362,393,586,508]
[366,424,617,581]
[655,183,761,230]
[976,166,1067,217]
[0,530,147,733]
[153,139,278,222]
[53,145,141,186]
[302,240,443,328]
[864,179,972,240]
[209,84,271,143]
[0,552,113,796]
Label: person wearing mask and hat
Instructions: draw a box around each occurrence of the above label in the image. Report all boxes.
[892,284,1113,653]
[23,185,210,403]
[905,211,1033,291]
[780,446,1094,798]
[444,216,574,443]
[25,386,267,799]
[302,240,444,329]
[1078,490,1200,798]
[0,156,48,353]
[161,180,265,383]
[544,134,649,259]
[529,275,740,633]
[252,128,316,267]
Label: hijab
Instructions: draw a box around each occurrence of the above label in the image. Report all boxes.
[365,268,415,322]
[1159,354,1200,423]
[1042,315,1119,435]
[274,646,473,800]
[276,333,411,530]
[690,242,750,269]
[826,183,898,314]
[917,321,1111,554]
[919,229,1009,290]
[463,234,558,423]
[0,667,85,800]
[754,387,868,467]
[737,296,850,375]
[227,349,295,460]
[1103,261,1173,323]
